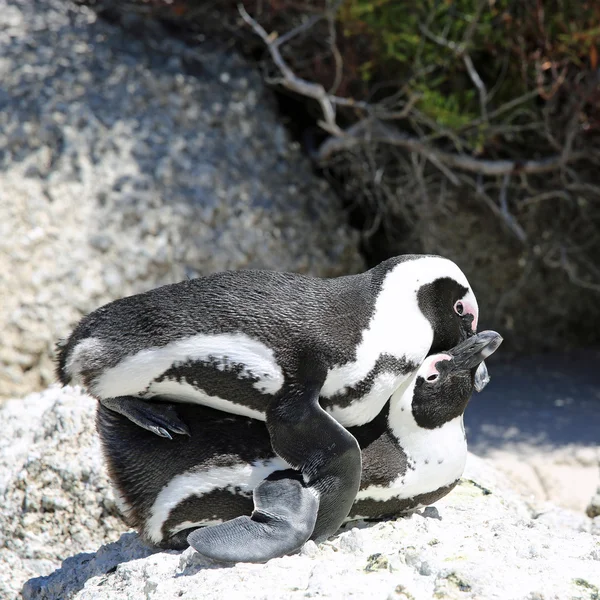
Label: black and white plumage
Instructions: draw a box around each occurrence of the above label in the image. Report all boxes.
[58,254,483,547]
[97,331,501,562]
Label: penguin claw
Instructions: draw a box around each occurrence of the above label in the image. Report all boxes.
[151,426,173,440]
[100,397,190,439]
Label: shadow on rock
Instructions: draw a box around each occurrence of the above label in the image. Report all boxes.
[21,531,234,599]
[21,533,156,600]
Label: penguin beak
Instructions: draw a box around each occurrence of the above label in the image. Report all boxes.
[447,330,503,392]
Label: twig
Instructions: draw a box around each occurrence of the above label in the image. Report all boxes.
[471,90,539,126]
[321,119,462,184]
[472,178,528,243]
[521,190,571,206]
[274,14,323,48]
[372,93,422,121]
[463,53,488,122]
[239,5,377,132]
[497,173,527,241]
[325,0,343,94]
[551,247,600,292]
[238,4,341,134]
[419,22,464,53]
[317,118,583,177]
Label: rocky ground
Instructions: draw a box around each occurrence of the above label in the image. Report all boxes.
[1,386,598,600]
[0,0,363,400]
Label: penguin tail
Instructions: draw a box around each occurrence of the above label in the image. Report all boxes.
[54,332,107,389]
[54,337,72,385]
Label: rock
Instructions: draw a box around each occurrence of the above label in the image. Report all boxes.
[0,0,363,400]
[0,387,123,600]
[587,486,600,519]
[1,386,598,600]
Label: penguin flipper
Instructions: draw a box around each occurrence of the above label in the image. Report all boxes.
[101,396,190,439]
[187,470,319,563]
[267,381,362,541]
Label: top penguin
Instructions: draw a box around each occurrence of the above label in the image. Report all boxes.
[56,254,482,541]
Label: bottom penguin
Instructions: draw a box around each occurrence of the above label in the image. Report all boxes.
[97,330,502,563]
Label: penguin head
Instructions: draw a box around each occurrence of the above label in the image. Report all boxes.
[408,256,486,390]
[409,330,502,429]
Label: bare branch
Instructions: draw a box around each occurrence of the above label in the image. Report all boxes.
[319,118,461,184]
[239,4,378,134]
[317,118,583,177]
[472,90,539,126]
[548,247,600,292]
[325,0,343,94]
[498,173,527,242]
[274,15,323,48]
[471,176,528,243]
[238,4,341,134]
[419,22,464,53]
[372,93,422,121]
[463,53,488,122]
[521,190,571,206]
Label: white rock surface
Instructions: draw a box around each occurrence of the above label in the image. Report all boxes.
[1,386,598,600]
[0,387,122,600]
[0,0,363,400]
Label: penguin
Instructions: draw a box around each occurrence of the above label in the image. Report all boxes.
[96,330,502,563]
[57,254,484,548]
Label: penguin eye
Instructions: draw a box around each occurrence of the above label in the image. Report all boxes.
[454,301,464,316]
[426,373,439,383]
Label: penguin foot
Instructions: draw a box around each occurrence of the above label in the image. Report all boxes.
[187,470,319,563]
[101,396,190,439]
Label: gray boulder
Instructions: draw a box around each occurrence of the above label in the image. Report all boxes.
[1,386,598,600]
[0,0,363,400]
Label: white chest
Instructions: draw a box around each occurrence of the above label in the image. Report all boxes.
[356,416,467,502]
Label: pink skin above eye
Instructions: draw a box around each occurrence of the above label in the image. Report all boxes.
[457,300,478,332]
[421,353,452,380]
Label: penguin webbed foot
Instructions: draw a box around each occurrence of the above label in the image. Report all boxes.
[187,470,319,563]
[101,396,190,439]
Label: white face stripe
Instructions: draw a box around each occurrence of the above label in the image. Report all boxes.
[145,458,290,543]
[144,378,266,421]
[92,333,284,400]
[322,256,474,398]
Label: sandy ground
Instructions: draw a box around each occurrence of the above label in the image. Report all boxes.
[465,348,600,511]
